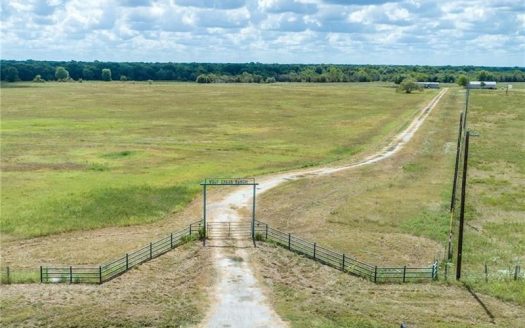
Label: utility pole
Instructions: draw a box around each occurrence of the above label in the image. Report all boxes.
[448,112,464,260]
[456,131,470,280]
[463,88,470,130]
[450,112,464,211]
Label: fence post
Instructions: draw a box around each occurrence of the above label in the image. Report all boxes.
[515,265,519,281]
[342,254,345,271]
[189,224,192,236]
[69,266,73,284]
[403,266,406,283]
[485,263,488,282]
[374,266,378,283]
[288,233,291,250]
[6,266,10,284]
[150,242,153,259]
[265,224,268,240]
[40,266,43,283]
[126,254,129,271]
[99,266,102,284]
[170,233,173,248]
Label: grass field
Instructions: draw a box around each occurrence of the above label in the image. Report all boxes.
[458,84,525,303]
[254,85,524,325]
[0,82,436,240]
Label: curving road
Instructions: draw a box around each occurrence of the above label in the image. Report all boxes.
[201,88,448,328]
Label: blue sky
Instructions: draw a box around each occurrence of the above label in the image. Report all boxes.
[1,0,524,66]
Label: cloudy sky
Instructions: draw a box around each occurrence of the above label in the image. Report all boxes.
[1,0,524,66]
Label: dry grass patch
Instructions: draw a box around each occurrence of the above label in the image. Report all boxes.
[251,243,524,328]
[0,243,214,327]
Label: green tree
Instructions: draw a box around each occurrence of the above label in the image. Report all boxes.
[32,74,45,83]
[55,66,69,81]
[326,66,344,82]
[457,75,469,87]
[120,75,128,81]
[398,78,422,93]
[82,67,95,80]
[101,68,112,81]
[6,67,19,82]
[477,70,494,81]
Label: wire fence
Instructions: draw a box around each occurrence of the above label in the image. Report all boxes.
[254,220,438,283]
[37,220,204,284]
[443,262,523,282]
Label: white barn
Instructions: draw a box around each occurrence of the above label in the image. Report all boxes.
[468,81,497,89]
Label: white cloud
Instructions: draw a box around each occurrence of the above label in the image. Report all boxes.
[0,0,523,65]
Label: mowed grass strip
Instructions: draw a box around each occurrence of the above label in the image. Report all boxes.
[0,82,436,239]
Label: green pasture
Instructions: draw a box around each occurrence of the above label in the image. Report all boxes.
[0,82,436,239]
[457,83,525,303]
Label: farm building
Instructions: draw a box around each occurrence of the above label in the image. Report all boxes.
[416,82,440,88]
[468,81,497,89]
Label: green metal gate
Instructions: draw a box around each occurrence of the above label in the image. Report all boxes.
[206,221,252,240]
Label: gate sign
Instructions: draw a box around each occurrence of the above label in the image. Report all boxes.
[202,178,257,185]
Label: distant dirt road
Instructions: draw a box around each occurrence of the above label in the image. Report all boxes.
[201,89,448,328]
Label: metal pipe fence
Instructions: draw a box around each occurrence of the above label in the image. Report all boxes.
[254,220,438,283]
[40,220,204,284]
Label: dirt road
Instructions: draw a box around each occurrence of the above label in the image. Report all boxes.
[201,89,448,327]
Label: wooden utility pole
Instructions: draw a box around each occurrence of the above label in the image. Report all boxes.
[463,88,470,130]
[450,112,464,211]
[456,131,470,280]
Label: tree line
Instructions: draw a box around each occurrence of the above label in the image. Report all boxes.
[1,60,524,84]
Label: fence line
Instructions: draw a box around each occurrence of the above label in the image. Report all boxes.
[39,220,203,284]
[443,262,523,282]
[254,220,438,283]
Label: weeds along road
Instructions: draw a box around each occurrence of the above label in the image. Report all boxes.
[201,89,448,328]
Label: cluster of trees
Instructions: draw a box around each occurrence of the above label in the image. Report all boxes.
[1,60,524,84]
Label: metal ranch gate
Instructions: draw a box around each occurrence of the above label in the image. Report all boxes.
[201,178,258,245]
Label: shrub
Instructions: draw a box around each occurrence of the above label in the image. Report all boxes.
[101,68,112,81]
[457,75,469,87]
[32,74,45,83]
[398,78,422,93]
[198,227,206,240]
[120,75,128,81]
[55,66,69,81]
[196,74,209,83]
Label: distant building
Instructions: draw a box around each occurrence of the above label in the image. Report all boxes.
[416,82,440,89]
[468,81,497,89]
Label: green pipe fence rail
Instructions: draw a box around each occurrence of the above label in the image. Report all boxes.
[40,220,203,284]
[254,220,438,283]
[0,267,40,284]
